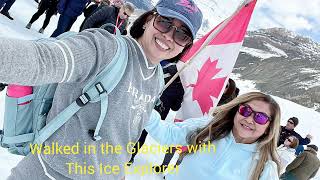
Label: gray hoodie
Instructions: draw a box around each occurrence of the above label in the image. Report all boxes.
[0,29,163,179]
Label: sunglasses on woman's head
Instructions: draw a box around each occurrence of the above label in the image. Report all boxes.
[238,104,271,125]
[153,14,193,47]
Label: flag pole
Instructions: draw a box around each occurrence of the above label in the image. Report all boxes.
[159,0,255,96]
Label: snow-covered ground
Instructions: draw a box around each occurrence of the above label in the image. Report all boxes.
[240,46,283,60]
[0,0,320,180]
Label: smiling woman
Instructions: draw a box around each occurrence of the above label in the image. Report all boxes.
[145,92,281,180]
[130,0,202,65]
[233,101,272,144]
[0,0,203,180]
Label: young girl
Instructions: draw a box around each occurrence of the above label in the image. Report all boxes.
[1,0,203,179]
[145,92,281,180]
[277,136,299,174]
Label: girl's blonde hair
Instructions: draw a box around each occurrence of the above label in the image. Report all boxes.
[182,92,281,180]
[288,136,299,149]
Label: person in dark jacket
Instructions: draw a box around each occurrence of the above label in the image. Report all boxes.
[25,0,59,33]
[154,60,184,120]
[80,2,134,35]
[218,78,239,106]
[83,0,110,18]
[50,0,89,37]
[278,117,313,149]
[0,0,15,20]
[280,144,320,180]
[128,60,185,165]
[79,0,110,31]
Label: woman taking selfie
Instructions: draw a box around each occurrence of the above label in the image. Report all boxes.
[0,0,203,179]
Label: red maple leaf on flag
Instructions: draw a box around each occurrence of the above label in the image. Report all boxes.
[188,58,227,114]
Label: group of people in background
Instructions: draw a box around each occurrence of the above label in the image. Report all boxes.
[79,0,134,35]
[277,117,319,180]
[0,0,319,180]
[1,0,135,35]
[0,0,135,90]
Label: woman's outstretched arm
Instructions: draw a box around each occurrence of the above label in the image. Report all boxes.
[145,109,210,146]
[0,29,117,85]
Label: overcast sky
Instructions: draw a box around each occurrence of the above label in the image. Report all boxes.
[180,0,320,42]
[248,0,320,42]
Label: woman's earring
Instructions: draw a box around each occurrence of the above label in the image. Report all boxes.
[142,25,146,29]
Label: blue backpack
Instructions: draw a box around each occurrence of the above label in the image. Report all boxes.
[0,28,134,155]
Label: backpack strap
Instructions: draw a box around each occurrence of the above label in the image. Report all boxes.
[81,26,128,140]
[34,28,128,144]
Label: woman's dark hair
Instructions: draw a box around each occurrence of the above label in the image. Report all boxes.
[217,78,238,106]
[130,9,194,63]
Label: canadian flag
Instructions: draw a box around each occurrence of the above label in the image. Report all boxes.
[174,0,257,121]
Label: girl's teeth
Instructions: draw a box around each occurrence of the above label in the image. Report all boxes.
[242,124,252,130]
[156,39,169,50]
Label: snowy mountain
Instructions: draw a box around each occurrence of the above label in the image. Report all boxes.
[193,0,240,35]
[235,28,320,112]
[135,0,240,37]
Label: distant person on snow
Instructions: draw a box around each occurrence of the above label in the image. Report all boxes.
[25,0,59,33]
[277,136,299,174]
[278,117,313,155]
[50,0,90,37]
[82,0,110,19]
[78,0,110,31]
[80,2,134,35]
[280,144,320,180]
[0,0,16,20]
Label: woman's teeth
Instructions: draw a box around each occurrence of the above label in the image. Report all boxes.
[242,124,252,130]
[156,38,169,50]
